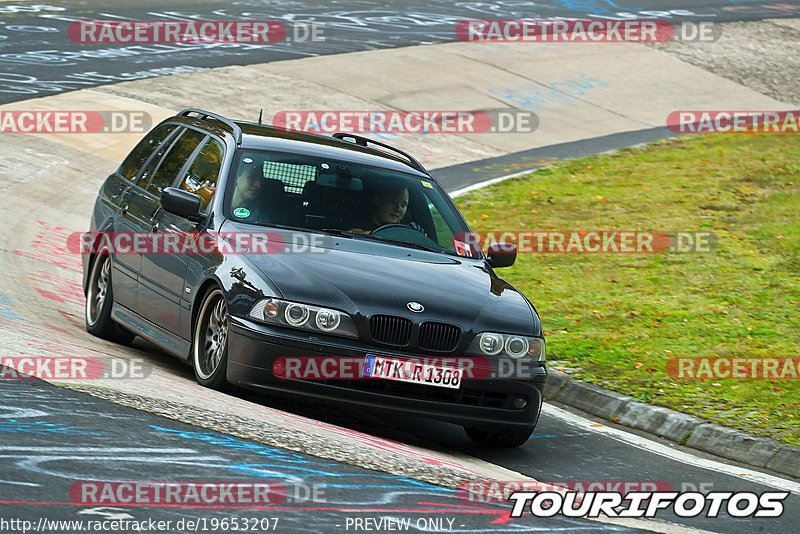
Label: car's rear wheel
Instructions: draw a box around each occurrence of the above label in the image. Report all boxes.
[464,425,534,448]
[192,288,230,390]
[85,248,135,344]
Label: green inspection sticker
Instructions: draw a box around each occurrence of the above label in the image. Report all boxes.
[233,207,251,218]
[421,180,433,189]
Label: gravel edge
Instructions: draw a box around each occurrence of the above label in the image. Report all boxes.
[646,18,800,106]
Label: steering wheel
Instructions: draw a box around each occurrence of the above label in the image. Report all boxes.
[369,223,413,234]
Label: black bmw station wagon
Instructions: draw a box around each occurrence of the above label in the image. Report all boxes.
[83,109,546,447]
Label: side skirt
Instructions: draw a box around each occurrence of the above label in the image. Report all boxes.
[111,303,191,360]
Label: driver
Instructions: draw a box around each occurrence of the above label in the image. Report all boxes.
[349,186,410,233]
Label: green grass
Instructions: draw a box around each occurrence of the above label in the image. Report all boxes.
[456,133,800,445]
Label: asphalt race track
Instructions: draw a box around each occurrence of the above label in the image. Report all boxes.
[1,379,624,533]
[2,0,800,104]
[1,1,799,533]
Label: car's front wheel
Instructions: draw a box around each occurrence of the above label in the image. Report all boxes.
[85,249,135,344]
[192,288,230,390]
[464,425,534,448]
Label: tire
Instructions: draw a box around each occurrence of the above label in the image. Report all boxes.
[85,248,135,344]
[464,425,535,448]
[192,287,230,390]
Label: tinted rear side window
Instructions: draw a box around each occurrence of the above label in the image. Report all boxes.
[118,124,177,181]
[178,137,224,213]
[145,129,206,197]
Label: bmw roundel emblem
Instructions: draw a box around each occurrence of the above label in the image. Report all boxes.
[407,301,424,313]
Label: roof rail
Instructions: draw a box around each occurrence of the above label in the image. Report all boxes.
[332,133,428,174]
[178,109,242,144]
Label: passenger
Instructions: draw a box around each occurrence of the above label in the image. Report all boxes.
[230,166,270,222]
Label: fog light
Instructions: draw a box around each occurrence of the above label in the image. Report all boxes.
[512,396,528,410]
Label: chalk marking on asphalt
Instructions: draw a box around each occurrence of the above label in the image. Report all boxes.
[543,403,800,495]
[0,479,40,487]
[0,446,198,453]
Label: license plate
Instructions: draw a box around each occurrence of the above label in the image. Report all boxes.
[362,354,462,389]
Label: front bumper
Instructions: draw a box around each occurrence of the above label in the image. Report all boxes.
[227,316,547,430]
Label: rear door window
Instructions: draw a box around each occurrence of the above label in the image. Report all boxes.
[177,137,224,213]
[143,129,206,197]
[118,124,177,181]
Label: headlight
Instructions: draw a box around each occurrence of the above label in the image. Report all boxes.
[248,298,357,338]
[479,333,504,355]
[505,336,529,359]
[285,303,309,326]
[467,332,545,361]
[315,308,341,331]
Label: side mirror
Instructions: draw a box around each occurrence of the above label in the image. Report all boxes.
[486,242,517,268]
[161,187,202,222]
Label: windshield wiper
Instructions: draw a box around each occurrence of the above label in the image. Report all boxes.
[320,228,362,239]
[266,225,360,239]
[322,228,439,251]
[364,234,448,254]
[245,225,452,255]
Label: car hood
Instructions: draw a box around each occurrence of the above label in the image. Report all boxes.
[225,224,539,335]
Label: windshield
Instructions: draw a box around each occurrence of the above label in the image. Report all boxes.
[225,149,480,258]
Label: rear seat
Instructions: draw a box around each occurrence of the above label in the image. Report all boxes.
[292,181,349,227]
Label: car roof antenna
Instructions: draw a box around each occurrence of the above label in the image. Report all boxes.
[257,109,263,125]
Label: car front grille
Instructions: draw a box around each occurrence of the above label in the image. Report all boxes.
[369,315,463,352]
[417,322,461,352]
[369,314,412,346]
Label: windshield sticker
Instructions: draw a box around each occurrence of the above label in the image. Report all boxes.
[453,239,470,257]
[233,207,251,218]
[242,157,253,164]
[421,180,433,189]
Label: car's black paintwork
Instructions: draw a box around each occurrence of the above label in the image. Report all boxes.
[83,113,546,431]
